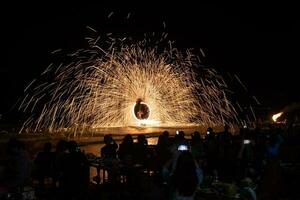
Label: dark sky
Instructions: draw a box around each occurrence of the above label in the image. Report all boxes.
[1,3,299,121]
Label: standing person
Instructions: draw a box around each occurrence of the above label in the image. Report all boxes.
[0,139,31,193]
[60,141,89,200]
[134,134,148,166]
[53,140,68,188]
[165,151,203,200]
[257,131,284,200]
[34,142,55,186]
[204,127,218,176]
[101,134,118,160]
[101,134,119,183]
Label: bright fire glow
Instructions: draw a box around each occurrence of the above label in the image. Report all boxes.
[132,102,151,122]
[19,32,238,134]
[272,112,283,122]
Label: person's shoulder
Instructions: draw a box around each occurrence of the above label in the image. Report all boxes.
[112,143,118,148]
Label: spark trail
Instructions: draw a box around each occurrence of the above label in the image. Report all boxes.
[19,33,238,133]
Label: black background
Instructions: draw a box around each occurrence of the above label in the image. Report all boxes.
[0,3,299,123]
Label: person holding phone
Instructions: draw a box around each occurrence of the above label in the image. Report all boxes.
[237,133,255,180]
[177,144,188,151]
[243,139,251,145]
[171,151,203,200]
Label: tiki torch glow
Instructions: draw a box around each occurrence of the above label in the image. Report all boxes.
[272,112,283,122]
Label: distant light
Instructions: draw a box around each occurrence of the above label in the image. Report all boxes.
[272,112,283,122]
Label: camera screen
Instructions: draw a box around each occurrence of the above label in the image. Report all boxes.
[243,140,250,144]
[178,145,188,151]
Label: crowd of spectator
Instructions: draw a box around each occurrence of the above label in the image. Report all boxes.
[0,124,299,200]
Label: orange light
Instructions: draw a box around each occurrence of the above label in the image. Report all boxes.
[272,112,283,122]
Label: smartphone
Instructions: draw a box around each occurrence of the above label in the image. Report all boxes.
[206,131,210,135]
[178,144,188,151]
[243,139,251,144]
[176,130,179,135]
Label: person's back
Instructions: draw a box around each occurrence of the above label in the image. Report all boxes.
[257,131,283,200]
[101,134,118,159]
[191,131,204,161]
[118,134,134,161]
[219,125,233,145]
[172,151,203,200]
[53,140,68,185]
[34,142,55,182]
[2,139,31,190]
[204,128,219,175]
[157,134,171,171]
[134,135,148,165]
[60,141,88,200]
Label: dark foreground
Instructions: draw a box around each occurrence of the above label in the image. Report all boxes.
[1,125,300,200]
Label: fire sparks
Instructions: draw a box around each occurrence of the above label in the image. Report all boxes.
[19,32,239,134]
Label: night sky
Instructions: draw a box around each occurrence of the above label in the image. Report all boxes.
[0,3,299,123]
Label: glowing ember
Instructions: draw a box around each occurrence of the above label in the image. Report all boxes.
[19,32,239,133]
[272,112,283,122]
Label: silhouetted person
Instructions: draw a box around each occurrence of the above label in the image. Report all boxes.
[101,134,119,184]
[118,134,135,185]
[34,142,55,186]
[191,131,204,162]
[236,129,255,180]
[60,141,89,200]
[174,130,188,148]
[118,134,134,162]
[204,127,218,175]
[134,134,148,166]
[257,131,284,200]
[156,134,172,173]
[0,139,31,192]
[168,151,203,199]
[101,134,118,159]
[162,130,169,138]
[217,125,235,181]
[53,140,68,187]
[162,130,171,146]
[219,124,233,143]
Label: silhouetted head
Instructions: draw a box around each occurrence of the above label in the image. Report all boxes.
[192,131,201,143]
[137,134,147,145]
[157,134,167,147]
[179,131,185,139]
[104,134,113,145]
[56,140,68,152]
[123,134,133,144]
[68,140,79,153]
[162,130,169,138]
[136,98,142,104]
